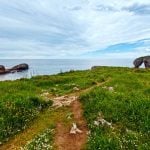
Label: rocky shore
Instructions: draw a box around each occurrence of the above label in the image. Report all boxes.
[0,63,29,74]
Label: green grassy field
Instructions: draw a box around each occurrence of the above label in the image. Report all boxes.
[80,67,150,150]
[0,67,149,149]
[0,67,106,144]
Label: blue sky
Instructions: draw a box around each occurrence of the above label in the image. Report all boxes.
[0,0,150,59]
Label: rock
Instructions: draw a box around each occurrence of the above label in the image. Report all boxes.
[94,113,113,128]
[0,65,5,74]
[133,56,150,68]
[94,121,100,126]
[98,118,112,126]
[52,95,77,108]
[102,86,114,91]
[0,65,5,70]
[10,63,29,72]
[143,57,150,68]
[70,123,83,134]
[91,66,103,70]
[0,63,29,75]
[73,87,80,91]
[108,87,114,91]
[133,57,143,68]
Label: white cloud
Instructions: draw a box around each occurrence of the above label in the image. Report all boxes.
[0,0,149,58]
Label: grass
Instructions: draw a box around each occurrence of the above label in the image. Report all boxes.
[0,66,150,149]
[80,67,150,150]
[0,68,106,144]
[21,125,55,150]
[0,107,72,149]
[0,85,52,143]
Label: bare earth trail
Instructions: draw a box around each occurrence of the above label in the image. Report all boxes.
[0,79,110,150]
[54,98,88,150]
[54,80,111,150]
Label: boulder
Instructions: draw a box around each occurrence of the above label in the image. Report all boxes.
[0,63,29,75]
[0,65,5,74]
[143,57,150,68]
[133,56,150,68]
[133,57,143,68]
[10,63,29,71]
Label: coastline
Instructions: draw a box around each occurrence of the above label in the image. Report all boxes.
[0,66,134,82]
[0,59,134,81]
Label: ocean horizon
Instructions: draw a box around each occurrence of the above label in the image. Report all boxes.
[0,58,135,81]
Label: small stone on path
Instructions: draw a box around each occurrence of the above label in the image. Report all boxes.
[73,87,80,91]
[70,123,83,134]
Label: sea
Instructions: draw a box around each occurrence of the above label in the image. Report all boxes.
[0,59,134,81]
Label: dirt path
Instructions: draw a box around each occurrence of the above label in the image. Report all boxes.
[54,80,110,150]
[54,99,88,150]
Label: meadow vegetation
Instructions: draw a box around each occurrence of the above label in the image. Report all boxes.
[0,68,106,144]
[80,67,150,150]
[0,67,149,149]
[22,125,55,150]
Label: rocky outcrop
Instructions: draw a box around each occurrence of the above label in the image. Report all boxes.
[0,65,5,74]
[133,56,150,68]
[10,63,29,72]
[0,65,6,74]
[0,63,29,74]
[91,66,104,70]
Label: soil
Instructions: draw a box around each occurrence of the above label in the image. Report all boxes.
[54,99,88,150]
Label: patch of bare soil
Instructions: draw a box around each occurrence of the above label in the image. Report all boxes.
[55,99,88,150]
[54,80,112,150]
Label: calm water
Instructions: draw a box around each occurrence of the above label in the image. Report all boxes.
[0,59,133,81]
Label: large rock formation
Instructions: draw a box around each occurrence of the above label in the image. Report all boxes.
[10,63,29,72]
[133,56,150,68]
[0,65,5,74]
[0,63,29,74]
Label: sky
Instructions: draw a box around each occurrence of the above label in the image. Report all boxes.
[0,0,150,59]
